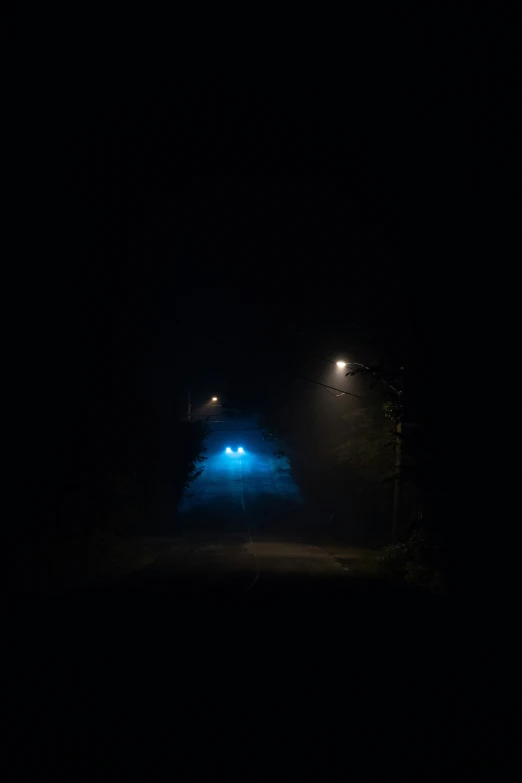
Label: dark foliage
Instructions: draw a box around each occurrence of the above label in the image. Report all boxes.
[36,396,208,543]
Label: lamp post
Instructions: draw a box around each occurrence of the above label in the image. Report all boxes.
[336,359,403,543]
[391,420,402,544]
[187,393,220,421]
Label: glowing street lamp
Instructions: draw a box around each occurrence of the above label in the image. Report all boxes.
[336,361,347,368]
[212,396,218,401]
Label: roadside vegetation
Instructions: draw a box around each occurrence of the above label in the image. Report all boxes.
[19,406,208,591]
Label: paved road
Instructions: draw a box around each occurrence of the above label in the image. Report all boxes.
[178,412,304,531]
[113,410,404,600]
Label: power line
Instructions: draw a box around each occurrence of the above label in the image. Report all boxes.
[292,372,363,399]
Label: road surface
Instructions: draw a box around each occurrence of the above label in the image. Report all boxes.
[107,409,402,600]
[178,412,303,530]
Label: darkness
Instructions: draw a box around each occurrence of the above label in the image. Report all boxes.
[14,39,503,766]
[21,175,457,609]
[11,173,464,767]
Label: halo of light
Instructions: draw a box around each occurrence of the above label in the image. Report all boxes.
[212,397,218,401]
[226,447,232,453]
[238,447,244,453]
[336,361,347,368]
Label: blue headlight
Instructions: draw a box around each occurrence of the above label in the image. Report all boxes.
[226,447,232,453]
[238,447,244,453]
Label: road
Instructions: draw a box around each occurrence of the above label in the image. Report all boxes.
[110,408,403,600]
[178,412,304,532]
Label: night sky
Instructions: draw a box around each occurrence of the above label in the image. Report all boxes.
[116,179,409,404]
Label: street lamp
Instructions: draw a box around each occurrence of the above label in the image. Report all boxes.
[338,360,368,370]
[212,396,218,401]
[339,358,403,542]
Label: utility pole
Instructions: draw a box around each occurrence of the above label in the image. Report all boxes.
[338,357,407,544]
[343,359,403,542]
[391,420,402,544]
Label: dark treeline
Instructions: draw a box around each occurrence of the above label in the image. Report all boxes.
[22,189,206,588]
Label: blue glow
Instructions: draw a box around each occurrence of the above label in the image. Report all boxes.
[178,413,303,515]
